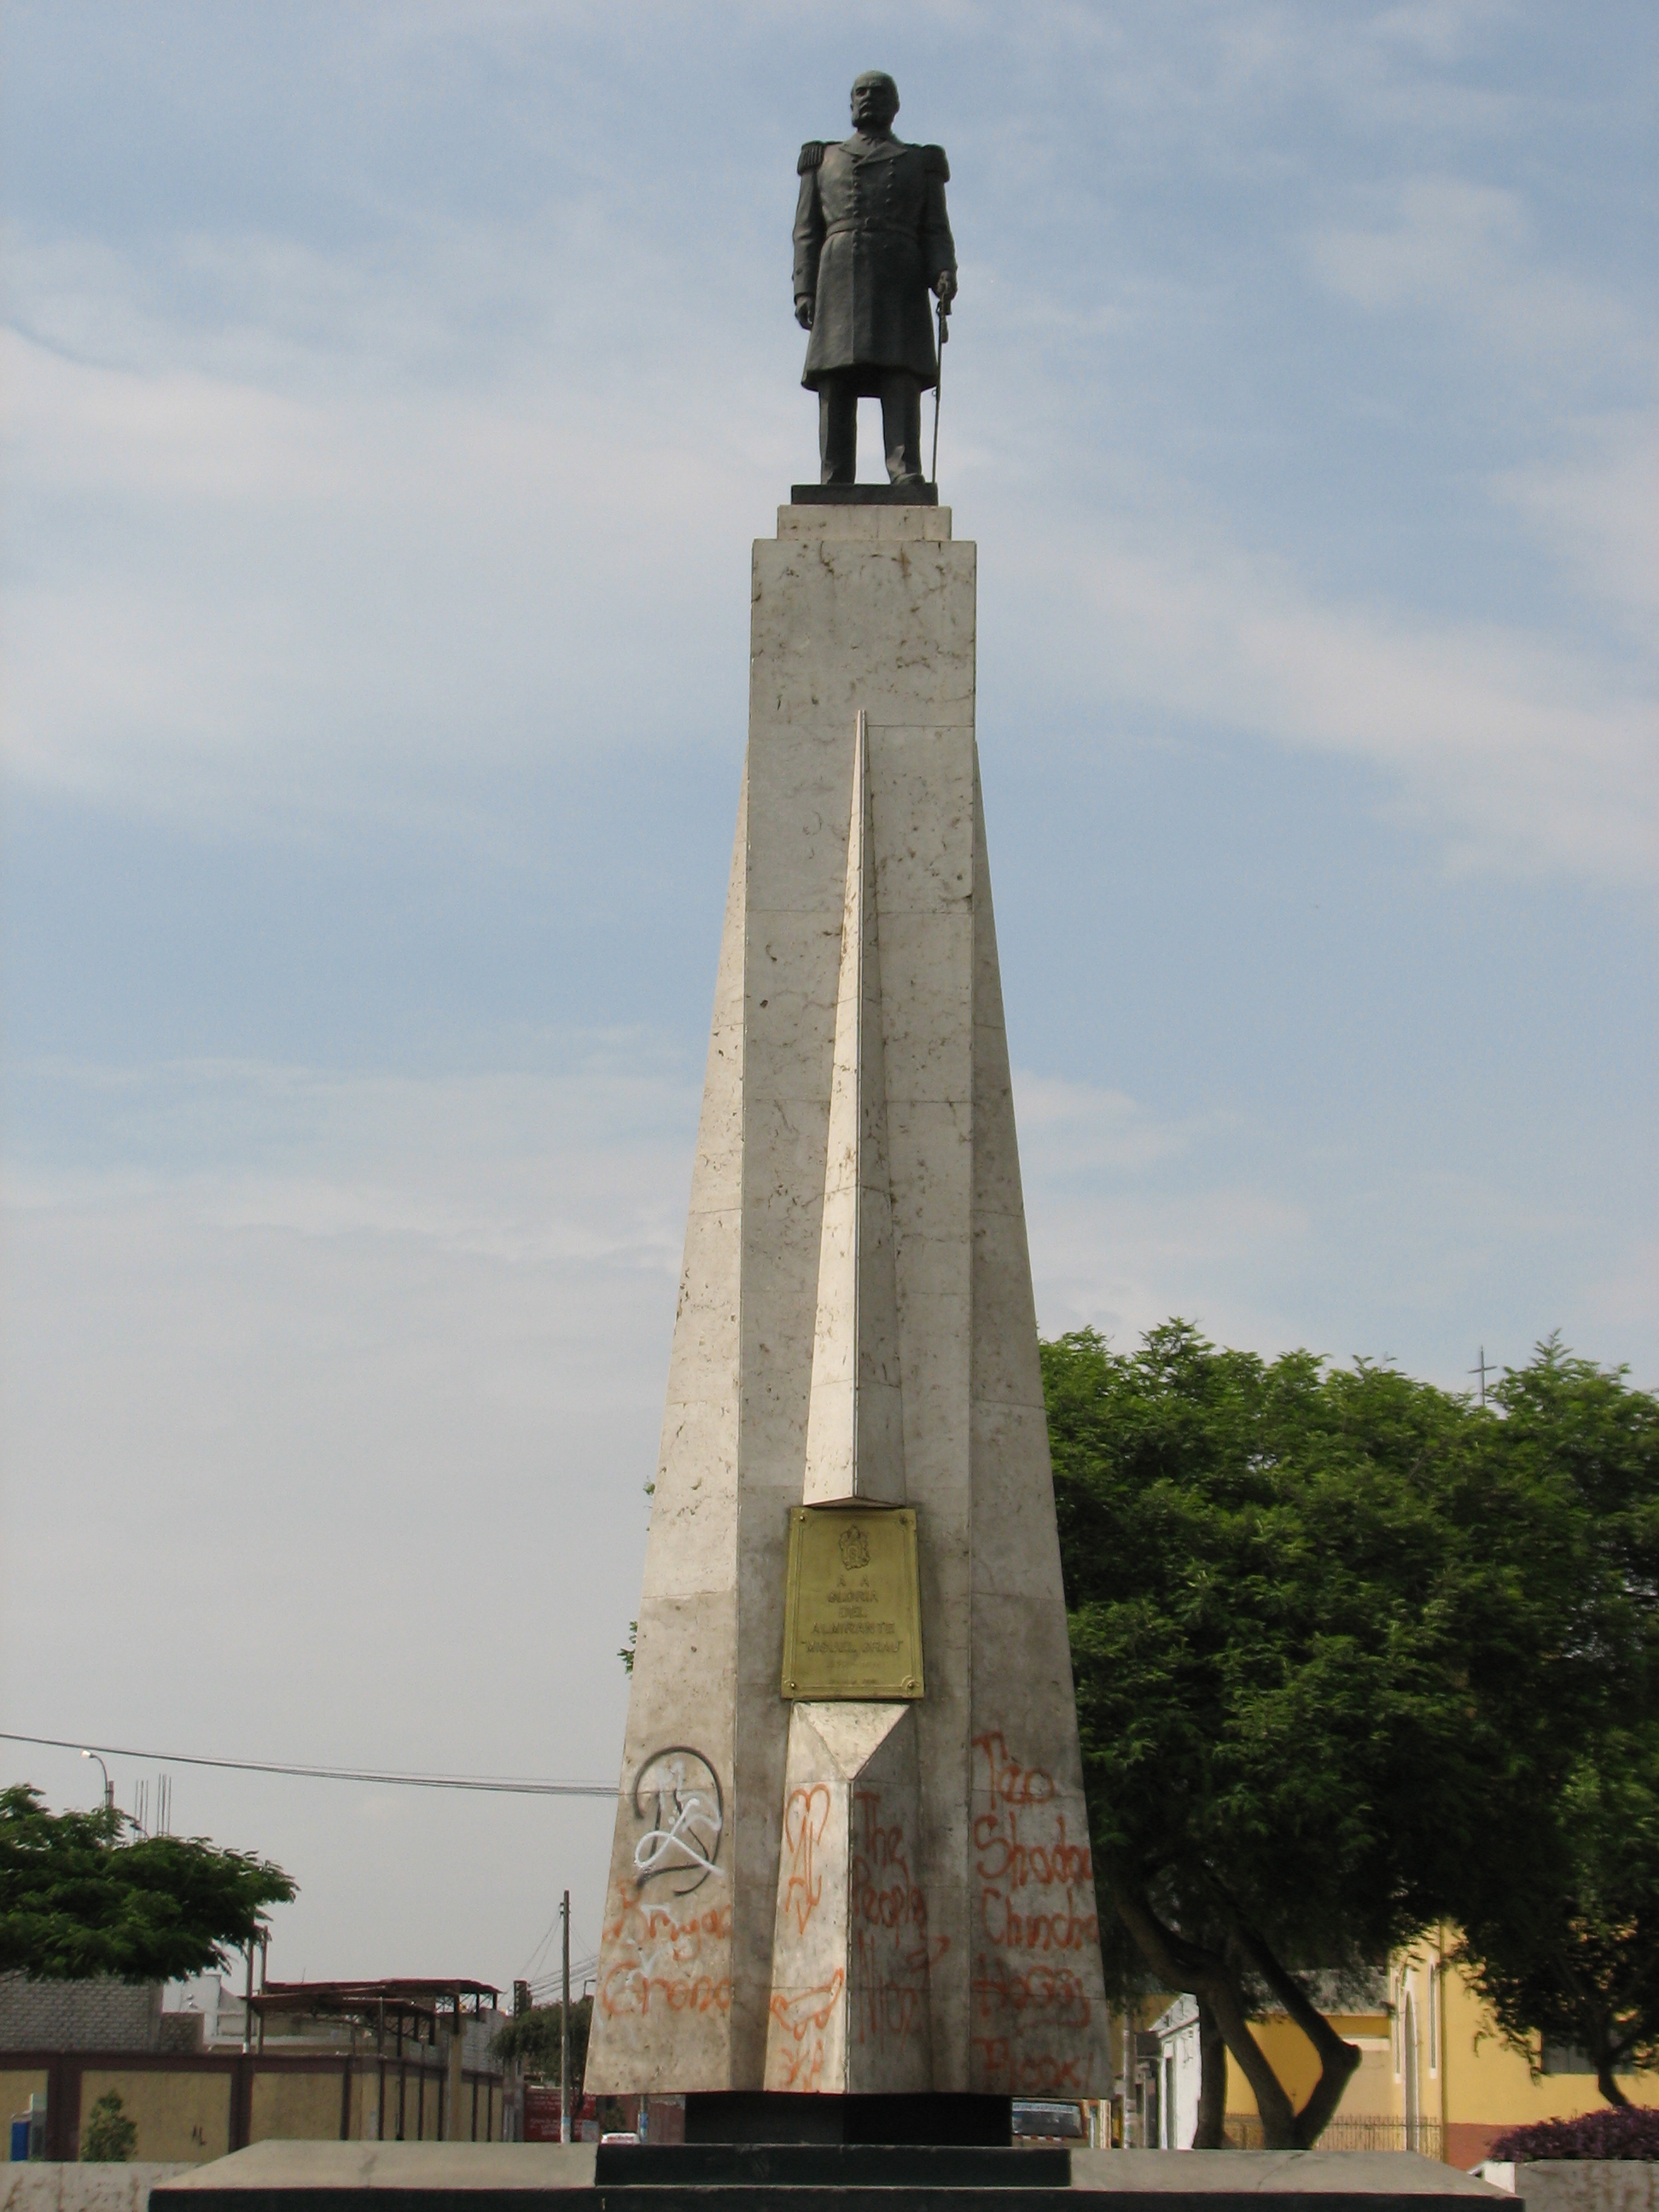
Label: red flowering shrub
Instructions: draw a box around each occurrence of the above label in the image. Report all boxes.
[1489,2109,1659,2162]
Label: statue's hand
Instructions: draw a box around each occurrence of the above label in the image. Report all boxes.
[934,271,958,308]
[795,297,813,330]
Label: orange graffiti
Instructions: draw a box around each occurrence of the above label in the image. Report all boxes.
[856,1788,905,1871]
[981,1900,1099,1952]
[974,1732,1056,1808]
[783,1784,831,1936]
[768,1971,846,2092]
[850,1787,940,1976]
[844,1788,937,2051]
[971,1955,1092,2025]
[973,1811,1092,1892]
[597,1881,734,2020]
[969,1734,1099,2092]
[853,1928,928,2045]
[972,2035,1093,2094]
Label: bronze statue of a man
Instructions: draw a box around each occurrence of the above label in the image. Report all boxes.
[794,72,958,488]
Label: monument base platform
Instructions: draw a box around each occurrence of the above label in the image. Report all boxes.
[788,482,940,504]
[684,2093,1011,2145]
[601,2143,1064,2187]
[151,2139,1517,2212]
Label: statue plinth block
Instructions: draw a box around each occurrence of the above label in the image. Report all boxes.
[585,500,1109,2113]
[789,483,941,505]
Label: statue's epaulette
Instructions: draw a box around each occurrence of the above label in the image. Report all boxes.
[797,140,825,173]
[923,144,950,181]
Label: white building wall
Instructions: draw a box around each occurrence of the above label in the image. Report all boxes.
[1150,1994,1204,2149]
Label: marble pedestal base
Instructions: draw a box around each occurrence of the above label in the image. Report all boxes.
[585,498,1108,2108]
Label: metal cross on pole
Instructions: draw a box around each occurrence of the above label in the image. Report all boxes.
[1468,1346,1498,1407]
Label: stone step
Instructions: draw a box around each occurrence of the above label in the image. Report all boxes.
[597,2143,1069,2188]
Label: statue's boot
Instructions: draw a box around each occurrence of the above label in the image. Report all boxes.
[879,371,924,483]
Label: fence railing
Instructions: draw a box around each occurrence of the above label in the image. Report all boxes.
[1224,2115,1447,2160]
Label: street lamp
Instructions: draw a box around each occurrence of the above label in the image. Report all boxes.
[81,1750,114,1812]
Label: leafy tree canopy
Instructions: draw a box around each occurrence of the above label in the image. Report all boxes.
[1045,1324,1658,2145]
[493,1994,591,2094]
[1453,1349,1659,2109]
[81,2090,137,2163]
[0,1786,296,1982]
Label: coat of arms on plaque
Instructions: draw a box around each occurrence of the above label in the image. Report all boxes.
[838,1523,870,1571]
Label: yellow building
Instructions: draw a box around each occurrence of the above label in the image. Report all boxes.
[1218,1933,1657,2167]
[1388,1930,1658,2168]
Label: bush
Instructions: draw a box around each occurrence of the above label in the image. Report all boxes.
[80,2089,137,2162]
[1489,2109,1659,2162]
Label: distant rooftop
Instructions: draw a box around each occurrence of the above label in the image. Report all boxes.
[253,1979,501,2033]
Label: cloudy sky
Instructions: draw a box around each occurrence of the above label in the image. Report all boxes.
[3,1,1652,1999]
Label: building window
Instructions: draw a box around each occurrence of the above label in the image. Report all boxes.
[1540,2040,1595,2075]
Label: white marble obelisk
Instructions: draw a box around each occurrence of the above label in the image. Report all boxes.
[585,500,1108,2107]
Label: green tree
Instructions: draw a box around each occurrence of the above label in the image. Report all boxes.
[80,2090,137,2163]
[1049,1324,1511,2146]
[493,1994,591,2099]
[1453,1348,1659,2110]
[0,1787,296,1981]
[1046,1325,1659,2146]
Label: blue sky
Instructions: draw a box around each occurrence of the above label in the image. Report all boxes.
[3,2,1653,1995]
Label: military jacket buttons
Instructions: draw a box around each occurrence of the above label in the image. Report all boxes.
[792,133,957,393]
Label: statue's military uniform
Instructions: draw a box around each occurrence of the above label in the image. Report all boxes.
[794,135,955,392]
[794,131,957,485]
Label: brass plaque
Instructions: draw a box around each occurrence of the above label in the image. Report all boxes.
[781,1505,923,1701]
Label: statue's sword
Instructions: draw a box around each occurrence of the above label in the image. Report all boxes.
[931,293,950,486]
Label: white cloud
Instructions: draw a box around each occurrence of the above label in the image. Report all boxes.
[1496,410,1659,625]
[1011,1070,1212,1173]
[1306,174,1634,370]
[997,498,1656,882]
[9,242,1652,883]
[3,1,1650,881]
[1015,1078,1656,1378]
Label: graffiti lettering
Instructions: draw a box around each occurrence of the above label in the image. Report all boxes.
[974,1732,1056,1809]
[969,1732,1099,2094]
[597,1882,734,2020]
[971,1955,1092,2026]
[783,1784,830,1936]
[851,1947,926,2044]
[851,1785,944,1978]
[979,1889,1099,1953]
[972,2036,1089,2093]
[973,1812,1092,1892]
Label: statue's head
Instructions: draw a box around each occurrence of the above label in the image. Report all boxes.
[850,72,899,134]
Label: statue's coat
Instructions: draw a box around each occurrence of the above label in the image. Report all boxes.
[794,134,956,393]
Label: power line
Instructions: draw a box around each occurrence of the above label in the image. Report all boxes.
[531,1953,597,1996]
[0,1732,617,1799]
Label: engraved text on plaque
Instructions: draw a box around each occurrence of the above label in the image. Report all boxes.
[780,1505,923,1701]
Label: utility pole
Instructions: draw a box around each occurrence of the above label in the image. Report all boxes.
[560,1891,572,2145]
